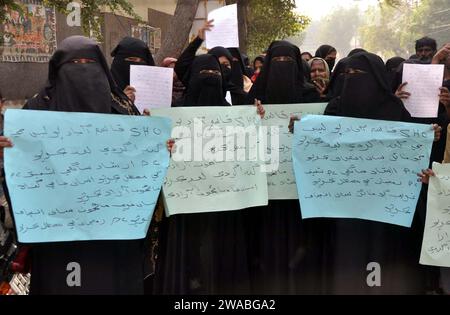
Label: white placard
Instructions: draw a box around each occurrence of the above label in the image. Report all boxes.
[130,65,174,112]
[402,64,444,118]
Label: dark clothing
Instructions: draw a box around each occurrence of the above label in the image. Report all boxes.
[174,37,247,105]
[175,54,228,107]
[325,53,412,121]
[248,41,320,104]
[324,52,432,294]
[246,41,323,295]
[348,48,366,57]
[315,45,337,71]
[111,37,155,91]
[325,57,349,99]
[154,42,250,295]
[17,36,143,295]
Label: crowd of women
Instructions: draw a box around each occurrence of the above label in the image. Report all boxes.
[0,19,450,295]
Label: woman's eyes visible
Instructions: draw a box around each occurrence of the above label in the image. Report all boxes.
[71,59,96,64]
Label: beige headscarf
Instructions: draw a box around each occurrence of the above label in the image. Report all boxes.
[308,57,330,83]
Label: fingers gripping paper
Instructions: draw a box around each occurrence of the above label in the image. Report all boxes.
[152,106,268,216]
[292,115,433,227]
[420,162,450,267]
[4,110,171,243]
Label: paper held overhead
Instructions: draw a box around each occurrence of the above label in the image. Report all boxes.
[205,4,239,49]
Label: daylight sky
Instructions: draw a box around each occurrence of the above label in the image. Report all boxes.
[295,0,380,21]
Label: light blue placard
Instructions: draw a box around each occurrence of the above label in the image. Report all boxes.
[292,115,434,227]
[4,109,171,243]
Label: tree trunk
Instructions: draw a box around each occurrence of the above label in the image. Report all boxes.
[155,0,200,65]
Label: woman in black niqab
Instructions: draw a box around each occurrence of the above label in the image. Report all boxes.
[154,53,252,295]
[244,41,323,295]
[228,48,246,91]
[248,40,319,104]
[315,44,337,71]
[325,52,411,120]
[208,46,248,105]
[110,37,155,92]
[178,54,228,106]
[323,52,431,294]
[18,36,145,295]
[27,36,138,115]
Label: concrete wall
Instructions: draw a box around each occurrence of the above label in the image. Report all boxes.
[0,2,175,102]
[101,13,140,65]
[0,12,82,102]
[148,8,172,46]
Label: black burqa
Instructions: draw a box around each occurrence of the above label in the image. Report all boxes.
[154,53,251,295]
[228,48,246,90]
[209,46,248,105]
[348,48,367,57]
[17,36,143,295]
[315,44,337,71]
[246,40,323,294]
[385,56,405,89]
[248,40,319,105]
[111,37,155,91]
[177,54,228,107]
[171,36,247,106]
[324,52,430,294]
[325,57,349,99]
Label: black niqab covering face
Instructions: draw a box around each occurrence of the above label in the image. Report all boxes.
[111,37,155,91]
[386,56,406,72]
[183,54,226,106]
[208,46,233,82]
[326,57,349,99]
[228,48,245,89]
[315,44,337,71]
[332,52,411,121]
[26,36,139,115]
[48,36,113,113]
[385,56,406,87]
[251,41,306,104]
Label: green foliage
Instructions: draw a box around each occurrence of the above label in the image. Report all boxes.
[247,0,310,57]
[1,0,140,40]
[359,0,450,59]
[317,6,361,57]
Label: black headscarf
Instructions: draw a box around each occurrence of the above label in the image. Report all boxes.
[325,52,411,121]
[386,56,405,72]
[180,54,228,106]
[111,37,155,91]
[348,48,367,57]
[326,57,349,99]
[241,53,254,77]
[208,46,233,81]
[228,48,246,89]
[248,40,319,104]
[208,46,247,105]
[315,44,337,70]
[385,56,405,87]
[25,36,139,115]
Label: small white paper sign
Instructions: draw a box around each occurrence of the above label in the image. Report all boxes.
[130,65,174,112]
[402,64,444,118]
